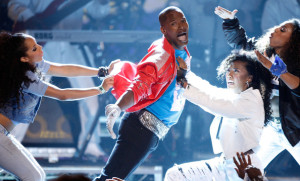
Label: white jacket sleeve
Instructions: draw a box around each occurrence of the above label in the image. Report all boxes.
[183,72,262,119]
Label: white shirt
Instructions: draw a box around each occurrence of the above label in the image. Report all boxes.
[183,72,265,159]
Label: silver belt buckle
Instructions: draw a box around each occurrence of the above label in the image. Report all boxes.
[139,110,169,140]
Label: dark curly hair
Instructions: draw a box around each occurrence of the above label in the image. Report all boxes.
[0,32,36,110]
[255,18,300,74]
[217,51,273,125]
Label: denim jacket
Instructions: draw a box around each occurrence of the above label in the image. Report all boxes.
[0,60,50,124]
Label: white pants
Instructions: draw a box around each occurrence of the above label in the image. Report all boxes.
[0,125,45,181]
[256,121,300,168]
[164,154,263,181]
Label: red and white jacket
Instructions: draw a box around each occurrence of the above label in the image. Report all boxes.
[112,36,190,112]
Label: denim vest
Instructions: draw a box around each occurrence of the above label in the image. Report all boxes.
[0,60,50,124]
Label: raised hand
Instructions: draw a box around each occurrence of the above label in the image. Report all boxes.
[105,104,121,139]
[233,152,251,179]
[214,6,238,20]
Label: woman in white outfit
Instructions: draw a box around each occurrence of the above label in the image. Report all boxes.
[165,51,273,181]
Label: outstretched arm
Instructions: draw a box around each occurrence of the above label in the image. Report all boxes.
[46,59,120,77]
[214,6,238,20]
[44,75,114,100]
[215,6,256,50]
[47,62,98,77]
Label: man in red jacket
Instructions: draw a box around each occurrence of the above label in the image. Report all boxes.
[93,6,191,181]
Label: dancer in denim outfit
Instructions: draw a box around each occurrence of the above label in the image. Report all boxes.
[0,32,116,181]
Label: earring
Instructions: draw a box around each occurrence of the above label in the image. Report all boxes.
[246,81,249,88]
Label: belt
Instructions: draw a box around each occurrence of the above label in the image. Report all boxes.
[0,124,10,136]
[137,109,169,140]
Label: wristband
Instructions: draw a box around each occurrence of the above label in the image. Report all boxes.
[270,55,288,77]
[98,66,108,77]
[178,77,187,88]
[176,67,187,80]
[98,85,106,94]
[176,67,187,88]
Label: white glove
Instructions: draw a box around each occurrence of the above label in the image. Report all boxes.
[214,6,238,20]
[105,104,121,139]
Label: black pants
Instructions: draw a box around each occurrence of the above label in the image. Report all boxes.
[93,111,159,180]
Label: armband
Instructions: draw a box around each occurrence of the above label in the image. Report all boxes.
[270,55,288,77]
